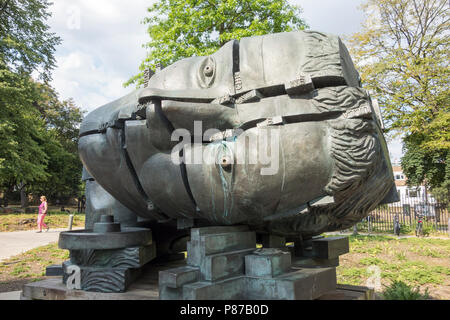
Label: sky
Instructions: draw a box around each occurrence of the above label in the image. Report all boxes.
[47,0,403,162]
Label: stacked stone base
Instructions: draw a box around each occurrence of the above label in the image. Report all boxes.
[21,224,362,299]
[159,226,346,300]
[63,244,156,293]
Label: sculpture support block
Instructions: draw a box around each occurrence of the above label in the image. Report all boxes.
[187,226,256,266]
[58,215,157,293]
[245,267,336,300]
[159,227,343,300]
[245,249,291,277]
[62,244,156,293]
[159,266,200,289]
[63,261,142,293]
[290,236,349,268]
[201,248,256,281]
[312,236,350,259]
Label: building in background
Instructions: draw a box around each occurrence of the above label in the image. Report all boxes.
[391,162,436,217]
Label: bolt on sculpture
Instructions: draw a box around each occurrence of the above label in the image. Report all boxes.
[57,30,398,298]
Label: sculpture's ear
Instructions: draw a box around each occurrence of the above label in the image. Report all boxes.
[198,56,216,88]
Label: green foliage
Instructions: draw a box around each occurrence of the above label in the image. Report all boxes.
[350,0,449,149]
[349,234,397,243]
[126,0,307,87]
[399,237,450,248]
[421,222,434,237]
[0,1,83,203]
[30,85,84,201]
[0,0,61,82]
[0,79,84,203]
[0,70,50,190]
[359,257,385,266]
[0,243,70,282]
[382,281,429,300]
[401,135,449,194]
[399,224,412,235]
[395,251,407,261]
[349,1,449,193]
[336,235,450,296]
[336,267,366,286]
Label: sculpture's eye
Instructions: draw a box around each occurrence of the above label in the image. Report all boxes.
[204,64,214,77]
[198,57,216,88]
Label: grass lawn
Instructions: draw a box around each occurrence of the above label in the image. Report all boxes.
[0,243,69,292]
[0,211,85,232]
[335,234,450,299]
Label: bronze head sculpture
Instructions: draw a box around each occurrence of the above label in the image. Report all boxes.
[78,30,397,241]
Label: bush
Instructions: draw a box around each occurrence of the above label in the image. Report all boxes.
[400,224,412,234]
[421,223,434,237]
[382,281,429,300]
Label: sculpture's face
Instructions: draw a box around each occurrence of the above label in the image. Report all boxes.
[79,31,396,237]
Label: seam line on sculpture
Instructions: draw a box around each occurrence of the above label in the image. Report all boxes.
[119,125,170,221]
[153,99,199,211]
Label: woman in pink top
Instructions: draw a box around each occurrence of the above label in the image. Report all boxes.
[37,196,49,233]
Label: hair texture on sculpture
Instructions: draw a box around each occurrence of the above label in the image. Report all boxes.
[267,116,391,238]
[301,31,341,76]
[325,119,378,196]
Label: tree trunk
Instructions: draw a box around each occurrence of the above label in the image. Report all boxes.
[19,183,28,208]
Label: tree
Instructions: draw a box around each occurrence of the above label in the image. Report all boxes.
[349,0,449,196]
[0,0,73,206]
[401,135,449,204]
[0,66,50,207]
[401,135,447,188]
[0,0,61,82]
[349,0,449,149]
[0,78,84,206]
[31,85,84,203]
[125,0,307,87]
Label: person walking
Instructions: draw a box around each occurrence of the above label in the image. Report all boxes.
[37,196,49,233]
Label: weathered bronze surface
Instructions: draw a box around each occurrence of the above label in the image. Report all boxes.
[77,30,397,238]
[57,31,397,295]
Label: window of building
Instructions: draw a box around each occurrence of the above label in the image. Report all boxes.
[407,189,418,197]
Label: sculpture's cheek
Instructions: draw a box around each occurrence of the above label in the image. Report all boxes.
[184,122,333,225]
[139,153,198,220]
[78,130,157,220]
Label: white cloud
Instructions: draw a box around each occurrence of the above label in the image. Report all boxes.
[48,0,152,113]
[78,0,122,20]
[292,0,365,38]
[52,50,131,111]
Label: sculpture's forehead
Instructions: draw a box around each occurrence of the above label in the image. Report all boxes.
[140,31,342,102]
